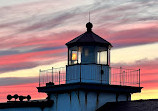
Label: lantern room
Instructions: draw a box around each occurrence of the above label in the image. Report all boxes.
[66,22,112,66]
[65,22,112,84]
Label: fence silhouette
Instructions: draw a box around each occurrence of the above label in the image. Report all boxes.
[39,65,140,87]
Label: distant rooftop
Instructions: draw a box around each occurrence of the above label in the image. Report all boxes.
[96,99,158,111]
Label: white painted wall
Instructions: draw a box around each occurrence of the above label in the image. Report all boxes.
[66,64,110,84]
[49,91,129,111]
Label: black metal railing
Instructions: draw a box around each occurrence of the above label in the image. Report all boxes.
[39,65,140,87]
[39,67,66,87]
[110,67,140,87]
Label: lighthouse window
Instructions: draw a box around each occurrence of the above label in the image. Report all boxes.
[97,51,107,65]
[108,49,110,66]
[72,51,77,60]
[68,46,82,65]
[85,49,89,56]
[70,50,78,64]
[78,51,81,63]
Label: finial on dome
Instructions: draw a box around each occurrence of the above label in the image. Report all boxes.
[86,22,93,32]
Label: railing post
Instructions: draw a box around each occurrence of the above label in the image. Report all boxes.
[77,47,78,64]
[120,67,122,85]
[66,65,67,83]
[46,70,48,83]
[109,67,111,85]
[59,70,60,85]
[101,65,103,84]
[139,69,140,87]
[39,69,41,87]
[80,64,81,83]
[123,71,125,85]
[52,67,53,83]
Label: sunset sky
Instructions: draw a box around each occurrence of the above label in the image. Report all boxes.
[0,0,158,102]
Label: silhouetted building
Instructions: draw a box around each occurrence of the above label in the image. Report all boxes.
[96,99,158,111]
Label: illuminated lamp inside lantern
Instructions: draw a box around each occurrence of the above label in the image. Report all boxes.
[72,52,77,60]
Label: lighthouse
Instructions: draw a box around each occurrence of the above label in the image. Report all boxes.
[37,22,142,111]
[66,22,112,84]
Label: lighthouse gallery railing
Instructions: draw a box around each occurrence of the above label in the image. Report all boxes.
[39,65,140,87]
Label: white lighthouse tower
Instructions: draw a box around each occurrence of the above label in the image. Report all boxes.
[38,22,142,111]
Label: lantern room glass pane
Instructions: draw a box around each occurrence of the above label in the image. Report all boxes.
[81,46,95,64]
[68,46,110,65]
[72,51,77,61]
[69,46,82,65]
[78,51,81,63]
[96,46,108,65]
[97,51,107,64]
[108,49,110,66]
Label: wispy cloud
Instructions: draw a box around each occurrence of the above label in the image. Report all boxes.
[0,0,157,77]
[0,77,38,86]
[109,26,158,47]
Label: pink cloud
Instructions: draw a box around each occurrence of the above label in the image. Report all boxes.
[0,83,46,102]
[95,26,158,48]
[0,48,65,65]
[0,48,66,73]
[0,26,158,73]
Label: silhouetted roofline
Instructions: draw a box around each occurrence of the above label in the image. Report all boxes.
[65,23,112,48]
[37,82,142,94]
[96,99,158,111]
[0,100,53,109]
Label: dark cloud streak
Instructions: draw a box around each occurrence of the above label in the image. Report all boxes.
[0,77,38,86]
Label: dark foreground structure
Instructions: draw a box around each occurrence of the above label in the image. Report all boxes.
[97,99,158,111]
[0,99,158,111]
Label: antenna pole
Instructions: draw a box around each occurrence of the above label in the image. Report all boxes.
[89,12,90,22]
